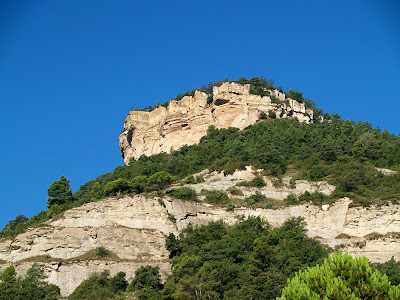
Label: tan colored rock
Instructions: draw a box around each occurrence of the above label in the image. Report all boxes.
[0,194,398,295]
[0,260,171,296]
[120,82,314,164]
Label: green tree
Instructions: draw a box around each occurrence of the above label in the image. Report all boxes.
[47,176,73,208]
[103,178,131,196]
[148,171,175,190]
[278,251,400,300]
[128,266,163,299]
[69,270,127,300]
[130,175,148,193]
[0,264,61,300]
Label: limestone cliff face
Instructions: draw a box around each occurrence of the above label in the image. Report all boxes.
[120,82,313,164]
[0,193,399,295]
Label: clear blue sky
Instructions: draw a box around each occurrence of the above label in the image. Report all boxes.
[0,0,399,229]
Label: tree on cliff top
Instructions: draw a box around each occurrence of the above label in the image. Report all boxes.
[47,176,73,208]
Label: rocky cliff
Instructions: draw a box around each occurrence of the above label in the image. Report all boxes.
[1,170,399,296]
[119,82,314,164]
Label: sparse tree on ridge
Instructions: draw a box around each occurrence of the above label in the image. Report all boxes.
[47,176,73,208]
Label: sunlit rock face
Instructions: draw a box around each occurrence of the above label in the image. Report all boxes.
[119,82,313,164]
[1,191,399,296]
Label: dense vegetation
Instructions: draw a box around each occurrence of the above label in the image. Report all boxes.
[0,264,60,299]
[65,217,330,299]
[1,77,400,297]
[65,218,400,299]
[278,251,400,299]
[2,112,400,238]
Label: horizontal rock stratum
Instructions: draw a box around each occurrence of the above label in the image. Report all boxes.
[119,82,314,164]
[0,194,398,295]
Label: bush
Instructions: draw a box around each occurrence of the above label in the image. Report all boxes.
[284,193,298,205]
[288,89,304,103]
[259,112,267,120]
[228,186,243,195]
[95,247,111,258]
[203,190,230,205]
[246,191,266,206]
[69,270,127,300]
[182,175,197,184]
[104,178,131,196]
[237,176,266,187]
[131,176,148,193]
[268,110,276,119]
[148,171,176,190]
[226,202,236,212]
[168,187,198,201]
[309,165,327,181]
[128,266,163,295]
[298,191,327,205]
[0,264,61,300]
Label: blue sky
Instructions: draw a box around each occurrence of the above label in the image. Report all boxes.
[0,0,399,229]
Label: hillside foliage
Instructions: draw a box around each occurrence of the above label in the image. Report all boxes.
[0,264,60,300]
[66,218,400,299]
[277,251,400,299]
[2,114,400,238]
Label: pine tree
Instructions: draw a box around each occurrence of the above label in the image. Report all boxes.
[278,251,400,299]
[47,176,73,208]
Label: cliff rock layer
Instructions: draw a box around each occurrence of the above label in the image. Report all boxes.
[119,82,313,164]
[0,194,399,296]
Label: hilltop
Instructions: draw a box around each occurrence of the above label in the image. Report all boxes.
[1,77,400,298]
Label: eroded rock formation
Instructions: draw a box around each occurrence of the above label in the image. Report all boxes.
[0,192,399,295]
[120,82,314,164]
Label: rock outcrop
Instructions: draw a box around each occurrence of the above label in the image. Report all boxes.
[1,192,399,295]
[119,82,314,164]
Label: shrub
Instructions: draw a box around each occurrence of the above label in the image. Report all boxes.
[168,187,198,201]
[148,171,176,190]
[96,247,111,258]
[309,165,327,181]
[226,202,236,212]
[203,190,230,205]
[268,110,276,119]
[237,176,266,187]
[287,89,304,103]
[131,176,148,193]
[284,193,298,205]
[128,266,163,292]
[298,191,327,205]
[228,186,243,195]
[104,178,131,196]
[246,191,266,206]
[69,270,127,300]
[259,112,267,120]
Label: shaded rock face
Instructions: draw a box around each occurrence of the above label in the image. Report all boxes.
[119,82,314,164]
[0,195,399,296]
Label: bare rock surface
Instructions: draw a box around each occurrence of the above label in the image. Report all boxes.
[1,193,399,295]
[120,82,314,164]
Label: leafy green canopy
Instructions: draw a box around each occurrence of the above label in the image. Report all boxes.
[68,270,128,300]
[2,115,400,239]
[161,217,329,300]
[76,116,400,205]
[277,251,400,300]
[0,264,60,300]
